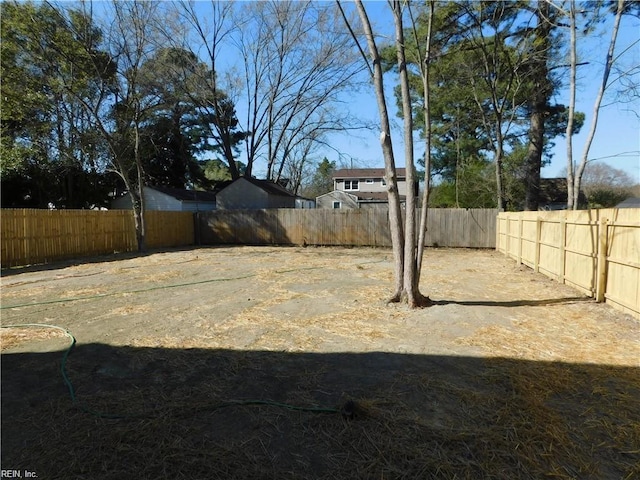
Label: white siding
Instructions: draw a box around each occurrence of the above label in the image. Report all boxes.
[316,190,359,209]
[335,177,409,195]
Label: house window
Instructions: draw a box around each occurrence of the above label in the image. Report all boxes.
[365,179,374,184]
[344,180,359,191]
[381,178,387,186]
[333,201,341,209]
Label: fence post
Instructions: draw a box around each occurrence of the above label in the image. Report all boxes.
[194,212,200,246]
[506,217,511,256]
[596,217,609,302]
[517,215,523,265]
[559,217,566,284]
[534,216,542,273]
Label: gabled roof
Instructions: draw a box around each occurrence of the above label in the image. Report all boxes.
[148,185,217,203]
[315,190,359,201]
[332,168,407,179]
[616,197,640,208]
[223,177,298,198]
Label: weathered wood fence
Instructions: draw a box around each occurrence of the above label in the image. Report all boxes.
[497,209,640,319]
[1,208,496,268]
[197,208,497,248]
[1,209,194,268]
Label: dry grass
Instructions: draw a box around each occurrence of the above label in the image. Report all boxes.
[456,310,639,366]
[2,247,639,479]
[5,347,638,480]
[109,304,153,316]
[0,326,66,351]
[0,284,54,299]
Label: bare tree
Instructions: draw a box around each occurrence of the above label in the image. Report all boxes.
[565,0,578,210]
[58,1,162,251]
[567,0,628,209]
[393,0,421,305]
[581,161,636,191]
[340,0,431,307]
[173,1,248,180]
[410,0,435,277]
[233,1,365,182]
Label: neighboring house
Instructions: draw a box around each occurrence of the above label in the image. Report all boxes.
[316,168,417,209]
[315,190,360,209]
[615,197,640,208]
[216,177,312,209]
[537,178,587,211]
[111,185,217,212]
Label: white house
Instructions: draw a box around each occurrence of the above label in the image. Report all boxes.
[111,185,217,212]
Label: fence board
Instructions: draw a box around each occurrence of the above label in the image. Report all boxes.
[198,208,496,249]
[496,208,640,319]
[3,208,496,268]
[1,209,194,268]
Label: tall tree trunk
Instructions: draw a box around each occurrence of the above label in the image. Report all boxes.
[394,0,427,307]
[133,117,146,252]
[566,0,577,209]
[416,0,434,285]
[524,2,552,211]
[573,0,625,210]
[494,132,505,211]
[355,0,405,300]
[524,110,544,211]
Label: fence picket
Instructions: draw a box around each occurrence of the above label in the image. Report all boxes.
[1,209,194,268]
[197,208,496,249]
[496,209,640,319]
[2,208,497,268]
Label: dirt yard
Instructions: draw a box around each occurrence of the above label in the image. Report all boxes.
[1,246,639,479]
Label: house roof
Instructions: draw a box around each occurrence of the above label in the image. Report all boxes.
[315,190,405,203]
[315,190,358,201]
[332,168,407,179]
[149,185,218,203]
[354,192,407,202]
[354,192,389,201]
[616,196,640,208]
[539,178,586,205]
[223,177,299,198]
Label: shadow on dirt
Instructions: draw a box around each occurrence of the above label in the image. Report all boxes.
[433,296,591,307]
[0,245,240,278]
[2,343,638,479]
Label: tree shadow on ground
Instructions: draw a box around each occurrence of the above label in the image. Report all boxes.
[433,296,591,307]
[2,344,638,480]
[0,245,242,278]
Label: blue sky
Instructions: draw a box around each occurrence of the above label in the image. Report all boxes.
[188,1,639,183]
[321,2,640,183]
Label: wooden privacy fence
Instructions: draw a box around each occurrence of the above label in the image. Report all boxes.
[1,209,194,268]
[198,208,497,248]
[496,209,640,319]
[1,208,496,268]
